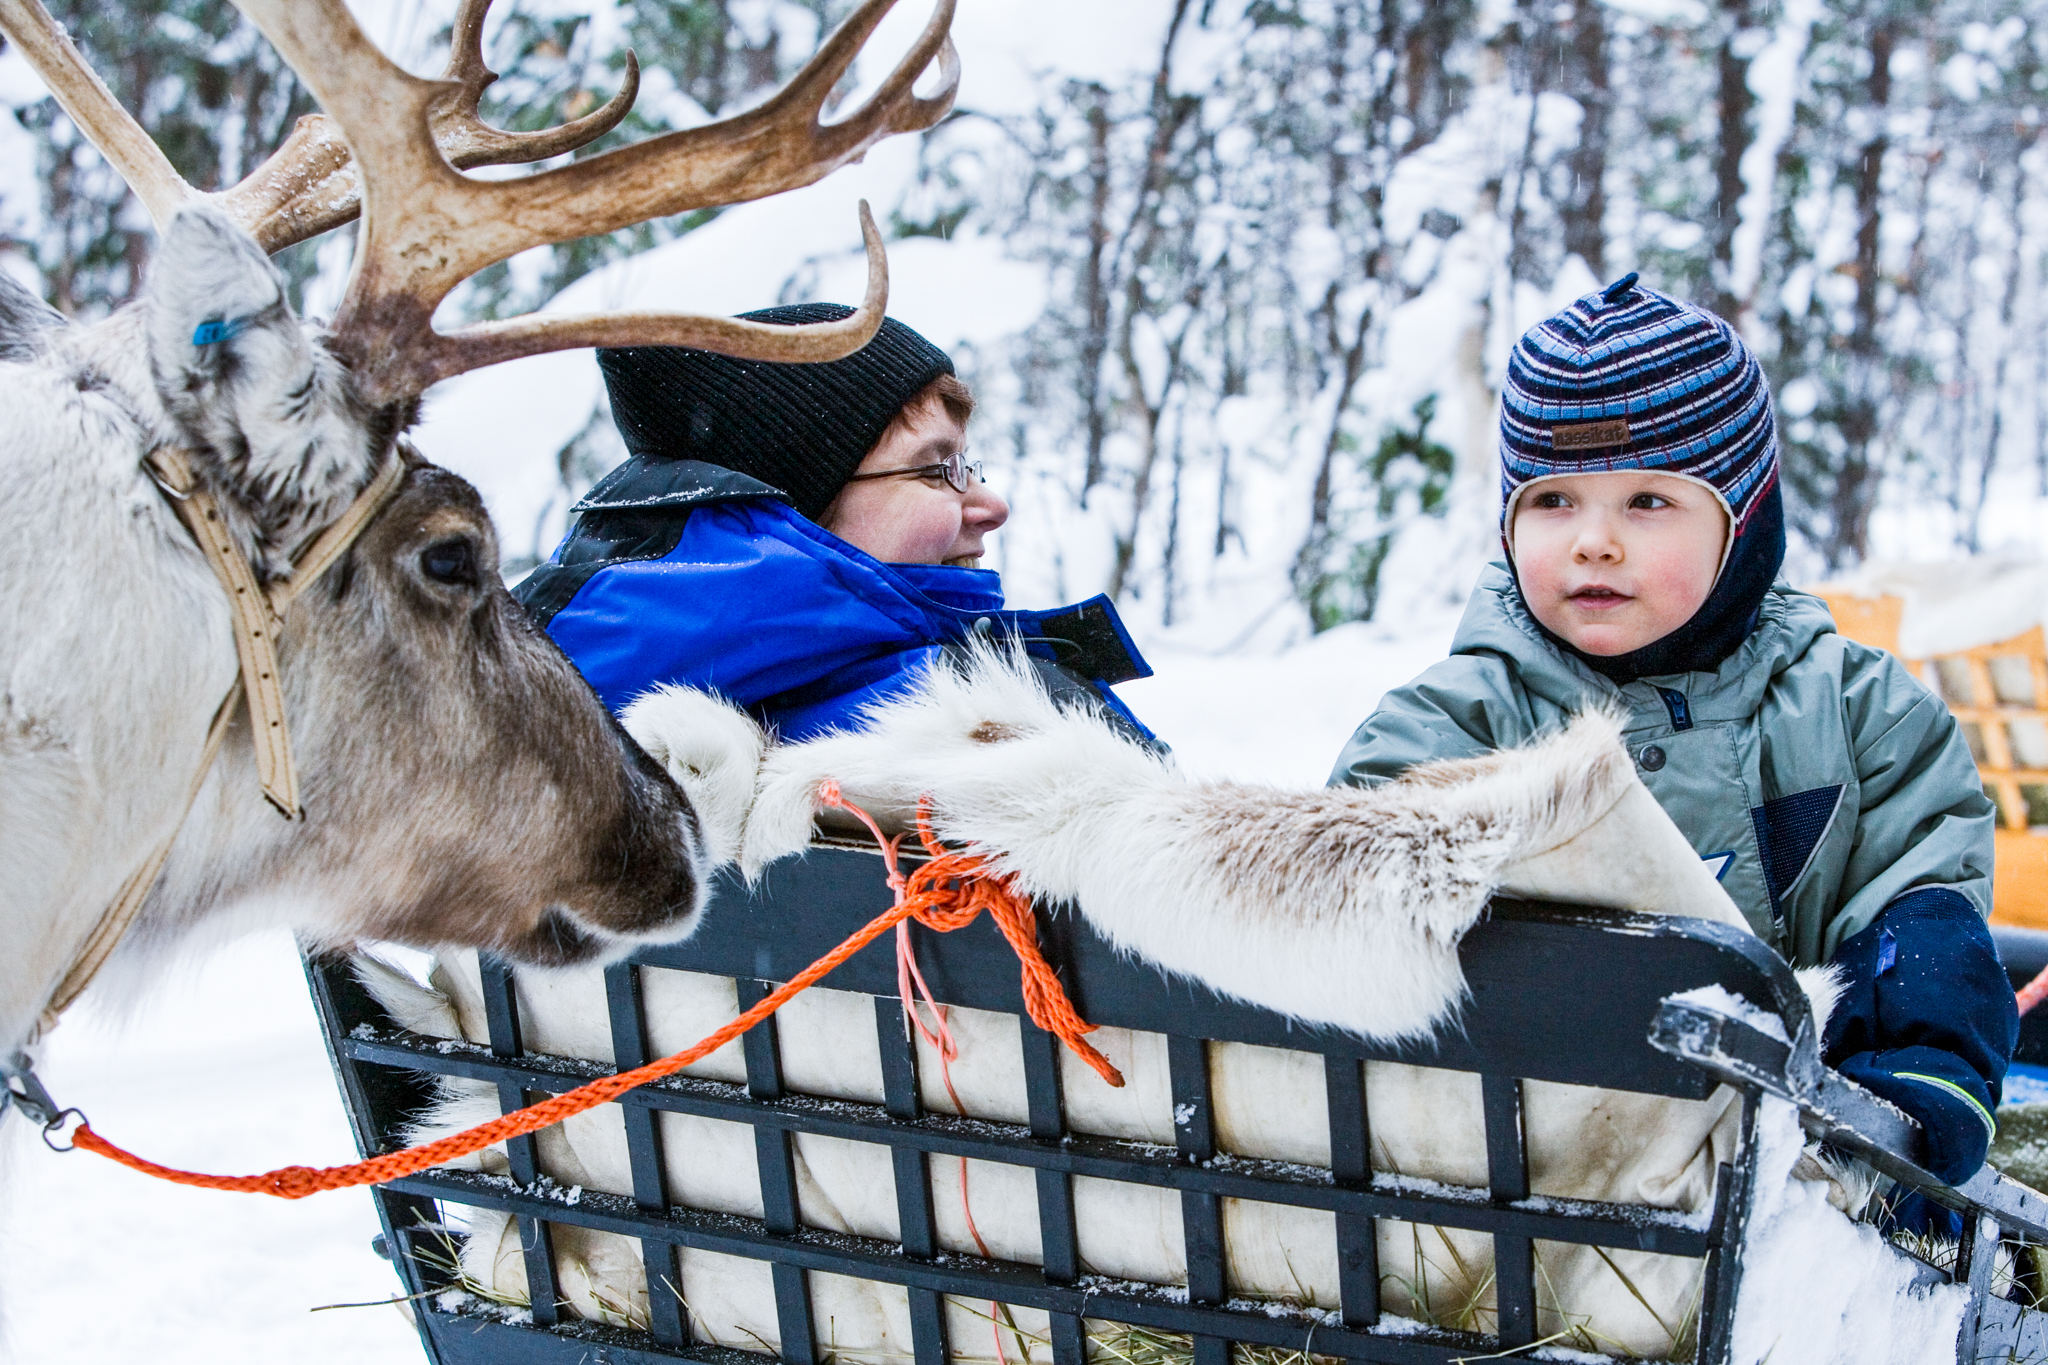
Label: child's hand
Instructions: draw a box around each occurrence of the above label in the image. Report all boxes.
[1824,889,2018,1185]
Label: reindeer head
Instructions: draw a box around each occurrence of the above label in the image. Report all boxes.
[0,0,957,979]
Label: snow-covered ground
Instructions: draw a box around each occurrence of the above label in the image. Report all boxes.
[2,934,424,1360]
[0,600,1466,1363]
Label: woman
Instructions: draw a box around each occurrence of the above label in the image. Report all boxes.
[516,303,1153,742]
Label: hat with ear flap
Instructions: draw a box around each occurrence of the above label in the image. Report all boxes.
[1499,274,1786,681]
[598,303,956,523]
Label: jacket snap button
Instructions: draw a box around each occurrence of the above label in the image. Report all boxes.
[1638,744,1667,772]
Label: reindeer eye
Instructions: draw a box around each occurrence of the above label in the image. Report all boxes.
[420,538,480,587]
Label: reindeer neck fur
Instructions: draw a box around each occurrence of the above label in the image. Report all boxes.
[0,220,397,1054]
[0,306,237,1052]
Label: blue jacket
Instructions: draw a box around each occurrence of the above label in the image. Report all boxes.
[514,457,1154,743]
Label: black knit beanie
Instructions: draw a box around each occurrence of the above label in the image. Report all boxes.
[597,304,956,522]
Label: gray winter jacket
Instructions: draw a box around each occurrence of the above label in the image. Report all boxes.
[1329,563,1995,967]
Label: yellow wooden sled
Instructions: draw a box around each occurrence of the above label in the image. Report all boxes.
[1814,588,2048,931]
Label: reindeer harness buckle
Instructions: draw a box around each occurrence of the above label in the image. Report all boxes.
[1,1049,57,1126]
[0,1049,82,1150]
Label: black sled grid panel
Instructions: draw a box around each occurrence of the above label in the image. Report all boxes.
[307,845,1808,1365]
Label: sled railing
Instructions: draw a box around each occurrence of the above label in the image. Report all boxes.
[1649,992,2048,1361]
[307,843,2048,1365]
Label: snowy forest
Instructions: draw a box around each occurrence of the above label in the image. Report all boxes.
[2,0,2045,646]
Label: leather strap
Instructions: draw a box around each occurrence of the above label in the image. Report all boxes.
[148,447,298,816]
[271,455,406,617]
[34,449,406,1035]
[37,683,241,1032]
[145,448,405,815]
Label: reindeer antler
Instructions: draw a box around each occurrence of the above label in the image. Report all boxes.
[217,1,642,255]
[431,0,643,169]
[0,0,955,400]
[0,0,638,253]
[233,0,957,403]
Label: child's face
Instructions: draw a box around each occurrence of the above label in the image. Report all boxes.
[1510,471,1729,657]
[819,394,1008,565]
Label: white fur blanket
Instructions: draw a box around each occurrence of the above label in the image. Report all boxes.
[362,648,1954,1363]
[661,643,1749,1044]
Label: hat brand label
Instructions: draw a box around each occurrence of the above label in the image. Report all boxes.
[1551,418,1631,449]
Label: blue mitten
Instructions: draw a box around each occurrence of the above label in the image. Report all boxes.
[1833,1049,1995,1185]
[1824,888,2018,1187]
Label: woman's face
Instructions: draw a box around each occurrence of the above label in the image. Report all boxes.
[819,394,1009,565]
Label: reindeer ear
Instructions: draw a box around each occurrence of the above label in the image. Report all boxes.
[145,203,290,414]
[143,204,377,570]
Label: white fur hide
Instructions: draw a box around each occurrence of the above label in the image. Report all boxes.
[741,643,1744,1043]
[359,651,1930,1361]
[621,686,769,868]
[365,960,1863,1361]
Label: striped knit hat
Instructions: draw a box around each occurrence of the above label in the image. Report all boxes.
[1500,275,1786,682]
[1499,274,1778,540]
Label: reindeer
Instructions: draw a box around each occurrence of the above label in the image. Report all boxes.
[0,0,957,1066]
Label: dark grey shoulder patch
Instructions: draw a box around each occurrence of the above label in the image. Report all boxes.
[573,456,788,513]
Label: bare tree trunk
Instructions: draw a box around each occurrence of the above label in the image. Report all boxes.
[1404,0,1463,149]
[1215,441,1235,556]
[2037,288,2048,497]
[1709,0,1755,321]
[1505,0,1550,286]
[1951,186,1984,549]
[1560,0,1610,280]
[1291,298,1373,597]
[1975,159,2031,549]
[1162,423,1186,626]
[1828,15,1893,569]
[1109,298,1200,600]
[1103,0,1198,601]
[1079,86,1113,503]
[1111,312,1165,603]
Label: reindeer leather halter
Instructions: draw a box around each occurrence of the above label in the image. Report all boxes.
[35,445,406,1035]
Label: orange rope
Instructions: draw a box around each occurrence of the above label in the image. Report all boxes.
[67,781,1120,1198]
[2019,962,2048,1016]
[837,798,1024,1365]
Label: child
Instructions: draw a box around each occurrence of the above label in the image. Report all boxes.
[514,303,1153,743]
[1330,276,2017,1188]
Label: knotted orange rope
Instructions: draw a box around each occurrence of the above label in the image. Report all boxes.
[2018,962,2048,1017]
[65,781,1119,1198]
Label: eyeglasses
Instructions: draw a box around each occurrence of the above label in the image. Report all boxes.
[844,451,984,494]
